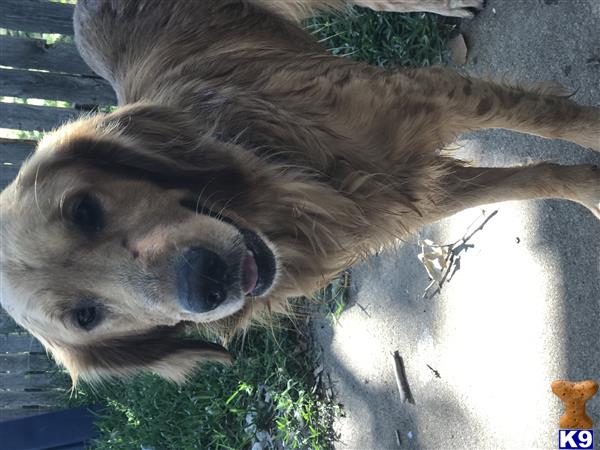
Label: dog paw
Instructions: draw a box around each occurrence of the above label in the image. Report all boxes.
[576,165,600,220]
[438,0,486,18]
[559,105,600,151]
[359,0,485,18]
[579,106,600,151]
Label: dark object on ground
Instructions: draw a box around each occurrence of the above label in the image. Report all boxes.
[0,405,101,450]
[392,351,415,405]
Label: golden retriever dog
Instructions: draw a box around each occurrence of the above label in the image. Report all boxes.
[1,0,598,384]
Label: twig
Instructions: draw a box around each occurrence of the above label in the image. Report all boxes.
[356,302,371,317]
[462,209,498,243]
[426,364,441,378]
[422,209,498,298]
[395,429,402,447]
[392,351,415,405]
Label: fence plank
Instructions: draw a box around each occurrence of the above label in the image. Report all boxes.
[0,407,55,421]
[0,372,68,391]
[0,354,55,374]
[0,405,102,442]
[1,161,21,189]
[0,102,82,132]
[0,138,36,153]
[0,138,34,159]
[0,137,35,189]
[0,0,75,35]
[0,335,44,354]
[1,408,53,421]
[1,68,116,105]
[0,391,62,409]
[0,312,24,335]
[0,36,95,76]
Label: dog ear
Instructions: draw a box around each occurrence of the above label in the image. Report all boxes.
[38,103,253,201]
[37,327,232,384]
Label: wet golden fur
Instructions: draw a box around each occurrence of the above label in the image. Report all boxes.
[1,0,598,383]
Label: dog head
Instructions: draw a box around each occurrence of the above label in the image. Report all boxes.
[0,103,291,383]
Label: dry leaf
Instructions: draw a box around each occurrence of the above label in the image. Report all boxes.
[417,239,449,284]
[417,210,498,298]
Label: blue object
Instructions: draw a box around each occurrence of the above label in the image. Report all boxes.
[0,405,101,450]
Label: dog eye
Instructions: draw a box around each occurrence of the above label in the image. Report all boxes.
[70,193,104,232]
[74,306,99,330]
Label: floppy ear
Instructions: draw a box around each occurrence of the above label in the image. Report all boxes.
[37,327,232,384]
[42,102,255,202]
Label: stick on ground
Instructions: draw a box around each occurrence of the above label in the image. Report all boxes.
[392,351,415,405]
[395,429,402,447]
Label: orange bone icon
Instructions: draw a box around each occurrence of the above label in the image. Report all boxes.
[551,379,598,429]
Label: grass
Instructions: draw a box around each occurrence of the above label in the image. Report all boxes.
[70,320,338,449]
[304,7,454,68]
[313,271,351,321]
[64,8,452,450]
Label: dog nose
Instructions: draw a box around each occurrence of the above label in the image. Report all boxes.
[177,247,228,313]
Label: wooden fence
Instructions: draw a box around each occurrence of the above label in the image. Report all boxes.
[0,0,116,421]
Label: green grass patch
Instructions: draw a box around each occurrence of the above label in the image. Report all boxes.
[71,319,339,449]
[304,7,454,68]
[66,9,450,450]
[311,271,351,321]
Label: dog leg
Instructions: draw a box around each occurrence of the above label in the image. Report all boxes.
[274,65,598,155]
[424,163,600,222]
[254,0,346,21]
[354,0,485,18]
[403,67,600,150]
[256,0,484,21]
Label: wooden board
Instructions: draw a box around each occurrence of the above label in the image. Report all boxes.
[0,36,96,76]
[0,334,45,353]
[0,407,54,421]
[0,391,62,409]
[0,137,35,189]
[0,0,75,35]
[0,310,25,334]
[1,67,116,105]
[0,354,56,374]
[0,102,82,132]
[0,372,68,391]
